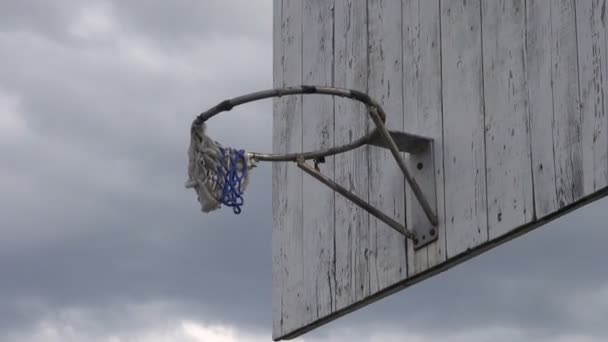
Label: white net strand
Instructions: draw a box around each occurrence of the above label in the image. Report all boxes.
[186,122,257,213]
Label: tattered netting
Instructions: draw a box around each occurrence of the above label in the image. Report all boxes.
[186,123,257,214]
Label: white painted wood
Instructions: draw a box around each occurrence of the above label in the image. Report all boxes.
[576,0,608,195]
[441,0,488,258]
[271,0,283,335]
[403,0,445,276]
[526,0,558,219]
[273,0,304,338]
[333,0,370,310]
[367,0,408,291]
[302,0,336,323]
[272,0,608,340]
[552,0,584,208]
[402,0,427,275]
[418,0,446,271]
[482,0,534,239]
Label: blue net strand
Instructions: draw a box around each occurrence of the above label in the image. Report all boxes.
[216,147,248,214]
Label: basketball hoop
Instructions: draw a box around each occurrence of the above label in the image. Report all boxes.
[186,85,438,243]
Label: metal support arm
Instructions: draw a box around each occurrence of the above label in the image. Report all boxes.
[297,160,416,240]
[367,107,438,227]
[192,85,438,246]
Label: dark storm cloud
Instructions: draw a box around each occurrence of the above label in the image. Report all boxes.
[0,0,274,336]
[1,1,607,341]
[0,170,273,332]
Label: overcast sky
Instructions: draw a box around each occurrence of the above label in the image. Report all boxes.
[1,1,608,341]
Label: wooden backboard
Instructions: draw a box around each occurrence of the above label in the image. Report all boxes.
[272,0,608,340]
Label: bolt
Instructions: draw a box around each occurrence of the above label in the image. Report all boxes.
[430,228,436,236]
[417,162,423,170]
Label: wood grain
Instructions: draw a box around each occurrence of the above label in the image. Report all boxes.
[482,0,534,239]
[552,0,584,208]
[367,0,408,291]
[272,0,608,340]
[334,0,370,310]
[441,0,488,258]
[576,0,608,194]
[272,0,283,335]
[302,0,336,322]
[273,0,304,337]
[403,0,445,276]
[526,0,557,219]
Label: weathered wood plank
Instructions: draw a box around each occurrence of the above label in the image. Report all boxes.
[334,0,370,310]
[368,0,408,289]
[552,0,584,208]
[273,0,304,337]
[271,0,284,336]
[441,0,488,258]
[526,0,557,219]
[302,0,335,322]
[576,0,608,195]
[482,0,534,239]
[403,0,445,276]
[402,0,427,275]
[418,0,445,271]
[273,1,608,340]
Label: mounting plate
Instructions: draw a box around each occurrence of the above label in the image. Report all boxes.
[408,139,438,250]
[368,129,432,154]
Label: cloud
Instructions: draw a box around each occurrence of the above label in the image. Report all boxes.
[4,308,608,342]
[0,89,27,140]
[0,0,273,335]
[68,3,117,41]
[107,0,272,47]
[0,1,83,43]
[1,1,607,341]
[2,305,273,342]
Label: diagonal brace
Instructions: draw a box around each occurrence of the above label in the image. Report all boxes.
[296,105,438,245]
[297,160,416,240]
[367,106,438,227]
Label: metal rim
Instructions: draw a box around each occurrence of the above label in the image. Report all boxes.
[191,85,388,163]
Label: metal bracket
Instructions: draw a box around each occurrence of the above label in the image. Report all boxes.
[299,106,438,250]
[368,129,432,154]
[407,139,438,249]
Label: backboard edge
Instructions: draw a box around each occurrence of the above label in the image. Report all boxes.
[273,185,608,341]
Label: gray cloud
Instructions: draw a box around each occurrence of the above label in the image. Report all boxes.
[0,0,273,335]
[1,1,607,341]
[108,0,272,46]
[0,1,82,43]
